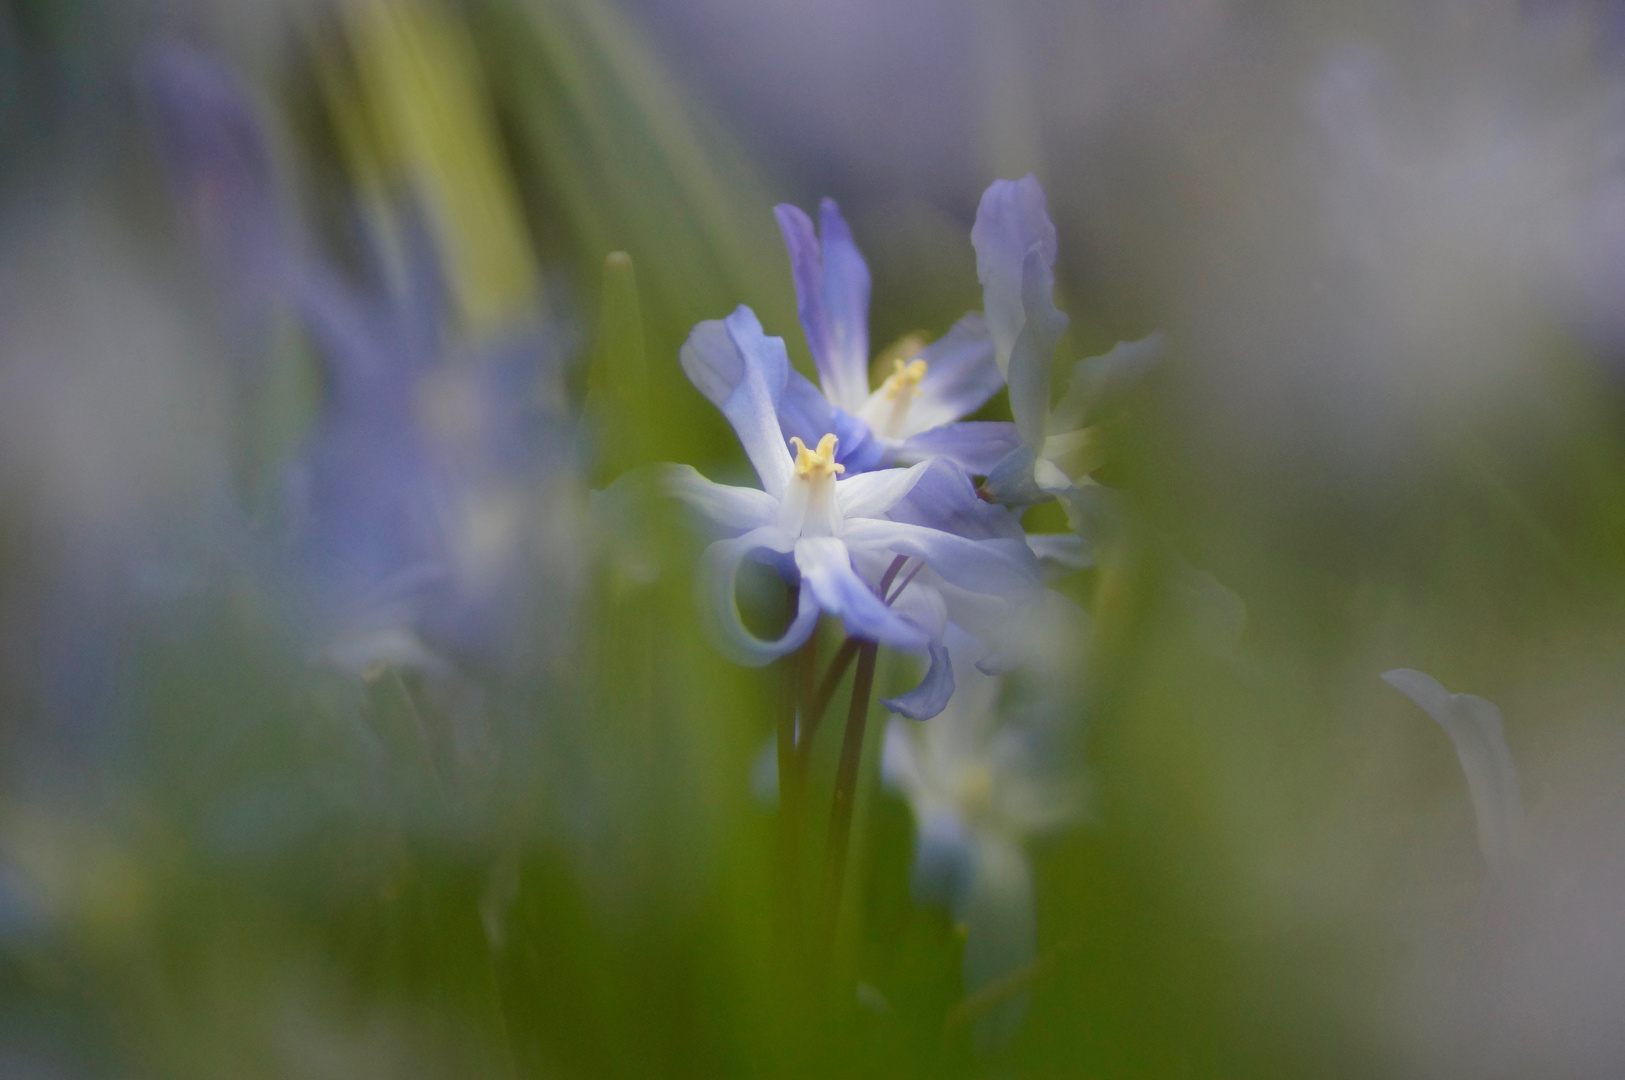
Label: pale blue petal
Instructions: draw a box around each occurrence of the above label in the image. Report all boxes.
[836,461,930,520]
[719,307,793,499]
[961,836,1037,1053]
[980,444,1048,508]
[794,537,932,651]
[658,464,778,535]
[1049,332,1166,433]
[841,519,1040,598]
[885,459,1026,541]
[895,423,1024,476]
[817,198,873,412]
[699,526,817,666]
[1026,533,1092,579]
[832,409,888,474]
[678,318,742,410]
[1382,669,1526,870]
[777,368,838,447]
[906,314,1003,431]
[1007,246,1070,449]
[882,641,955,721]
[971,175,1058,375]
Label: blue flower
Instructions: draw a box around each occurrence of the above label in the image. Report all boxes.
[882,629,1084,1052]
[281,216,581,676]
[663,306,1043,717]
[682,199,1022,477]
[145,44,583,679]
[971,176,1163,511]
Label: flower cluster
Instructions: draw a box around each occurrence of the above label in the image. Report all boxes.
[648,173,1156,1042]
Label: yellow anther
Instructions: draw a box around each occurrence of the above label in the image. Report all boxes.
[882,357,929,401]
[789,433,845,480]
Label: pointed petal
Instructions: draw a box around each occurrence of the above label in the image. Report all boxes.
[972,175,1058,376]
[885,459,1027,541]
[1007,246,1070,449]
[895,422,1025,476]
[678,318,742,410]
[1382,668,1527,870]
[817,198,873,411]
[719,307,794,499]
[836,461,930,519]
[882,640,956,720]
[658,464,778,534]
[794,537,931,651]
[840,518,1040,597]
[904,314,1003,432]
[699,526,817,666]
[775,200,871,412]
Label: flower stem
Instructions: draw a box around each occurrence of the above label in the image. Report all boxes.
[820,638,878,979]
[776,616,814,944]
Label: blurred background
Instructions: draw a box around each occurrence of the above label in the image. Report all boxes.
[4,0,1625,1076]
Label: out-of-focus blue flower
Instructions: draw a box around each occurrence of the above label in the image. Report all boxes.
[1382,668,1527,872]
[662,306,1043,717]
[280,216,581,677]
[144,41,582,679]
[971,175,1162,513]
[682,198,1021,476]
[883,629,1084,1051]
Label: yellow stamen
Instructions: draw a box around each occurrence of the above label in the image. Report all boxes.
[789,433,845,480]
[882,357,929,401]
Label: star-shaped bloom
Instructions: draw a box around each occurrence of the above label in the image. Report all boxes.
[883,629,1084,1051]
[663,306,1043,717]
[971,175,1163,512]
[281,216,580,676]
[682,199,1022,478]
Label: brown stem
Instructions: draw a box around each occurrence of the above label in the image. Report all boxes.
[819,639,879,972]
[793,555,910,777]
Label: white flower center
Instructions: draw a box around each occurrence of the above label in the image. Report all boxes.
[780,433,845,536]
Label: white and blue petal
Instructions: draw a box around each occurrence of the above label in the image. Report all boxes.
[794,536,932,651]
[903,314,1003,433]
[718,307,794,499]
[895,422,1025,476]
[835,460,931,519]
[971,175,1058,377]
[699,525,817,666]
[1006,246,1071,450]
[678,317,743,411]
[658,463,778,536]
[884,458,1027,541]
[840,518,1040,599]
